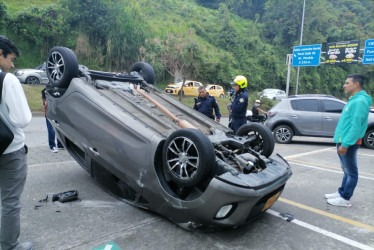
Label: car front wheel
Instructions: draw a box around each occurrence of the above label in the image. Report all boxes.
[363,128,374,149]
[273,125,294,144]
[163,129,216,187]
[25,76,40,85]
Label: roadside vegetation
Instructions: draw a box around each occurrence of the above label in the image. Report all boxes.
[2,0,373,111]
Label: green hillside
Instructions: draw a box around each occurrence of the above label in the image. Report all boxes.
[1,0,373,98]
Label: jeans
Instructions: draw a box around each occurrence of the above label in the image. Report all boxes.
[0,147,28,250]
[46,118,63,149]
[337,143,360,200]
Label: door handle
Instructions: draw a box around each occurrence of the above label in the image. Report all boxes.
[89,147,100,157]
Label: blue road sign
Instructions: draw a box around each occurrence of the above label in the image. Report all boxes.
[292,44,322,66]
[363,39,374,65]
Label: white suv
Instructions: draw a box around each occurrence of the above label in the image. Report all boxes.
[265,95,374,149]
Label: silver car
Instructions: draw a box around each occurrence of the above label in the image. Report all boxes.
[43,46,292,228]
[14,62,49,85]
[265,95,374,149]
[259,88,287,101]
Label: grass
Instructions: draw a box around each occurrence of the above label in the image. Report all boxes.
[22,85,44,113]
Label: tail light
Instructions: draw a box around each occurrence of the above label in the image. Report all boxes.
[268,111,278,118]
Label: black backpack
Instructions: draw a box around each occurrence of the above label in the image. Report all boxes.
[0,72,15,155]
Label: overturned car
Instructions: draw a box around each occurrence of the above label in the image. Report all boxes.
[45,47,292,228]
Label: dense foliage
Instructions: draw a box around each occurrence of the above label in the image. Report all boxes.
[1,0,373,97]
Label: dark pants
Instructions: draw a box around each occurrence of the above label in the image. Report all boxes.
[230,117,247,134]
[46,118,63,149]
[0,147,27,250]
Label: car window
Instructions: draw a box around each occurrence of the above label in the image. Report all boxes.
[323,100,345,113]
[290,99,319,112]
[217,86,222,90]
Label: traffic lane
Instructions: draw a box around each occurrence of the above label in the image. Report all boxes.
[20,117,374,249]
[22,160,373,250]
[21,161,159,250]
[271,144,374,248]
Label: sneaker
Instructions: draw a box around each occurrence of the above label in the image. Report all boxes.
[15,241,33,250]
[50,147,58,153]
[327,196,352,207]
[324,191,340,199]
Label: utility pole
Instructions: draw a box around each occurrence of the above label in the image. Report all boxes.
[295,0,306,95]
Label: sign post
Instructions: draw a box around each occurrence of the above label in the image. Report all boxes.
[292,44,322,67]
[363,39,374,65]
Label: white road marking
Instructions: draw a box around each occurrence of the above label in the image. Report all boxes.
[289,161,374,181]
[283,147,335,160]
[267,209,374,250]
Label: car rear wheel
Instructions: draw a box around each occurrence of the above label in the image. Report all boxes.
[236,123,274,157]
[46,46,79,88]
[129,62,155,85]
[273,125,293,144]
[220,94,224,98]
[163,129,216,187]
[25,76,40,85]
[363,128,374,149]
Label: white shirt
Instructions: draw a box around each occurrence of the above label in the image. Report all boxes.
[0,73,32,153]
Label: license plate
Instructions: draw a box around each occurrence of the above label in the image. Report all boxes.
[166,90,172,93]
[262,192,281,212]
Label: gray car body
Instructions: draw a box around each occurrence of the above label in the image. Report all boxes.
[46,74,292,228]
[266,95,374,148]
[14,63,49,85]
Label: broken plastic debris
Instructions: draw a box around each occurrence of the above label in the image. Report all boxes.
[39,195,48,202]
[279,212,294,222]
[52,190,79,203]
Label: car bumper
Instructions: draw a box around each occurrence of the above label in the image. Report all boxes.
[157,157,292,227]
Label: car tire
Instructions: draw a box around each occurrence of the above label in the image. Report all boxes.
[129,62,155,85]
[363,128,374,149]
[163,129,216,187]
[273,125,293,144]
[25,76,40,85]
[220,94,224,98]
[46,46,79,88]
[236,123,274,157]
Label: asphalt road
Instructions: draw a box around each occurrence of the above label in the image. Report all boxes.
[16,115,374,250]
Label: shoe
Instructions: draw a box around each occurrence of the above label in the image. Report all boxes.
[15,241,33,250]
[327,196,352,207]
[324,191,340,199]
[50,147,58,153]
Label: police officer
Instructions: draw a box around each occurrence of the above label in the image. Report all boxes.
[193,86,221,122]
[229,75,248,133]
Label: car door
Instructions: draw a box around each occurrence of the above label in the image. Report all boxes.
[192,81,202,96]
[182,81,194,95]
[322,99,345,136]
[289,99,322,135]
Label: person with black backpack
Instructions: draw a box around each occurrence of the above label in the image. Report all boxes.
[0,36,33,250]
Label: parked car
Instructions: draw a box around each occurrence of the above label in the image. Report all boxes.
[14,62,49,85]
[44,46,292,228]
[259,88,287,101]
[205,84,225,98]
[265,95,374,149]
[164,80,203,96]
